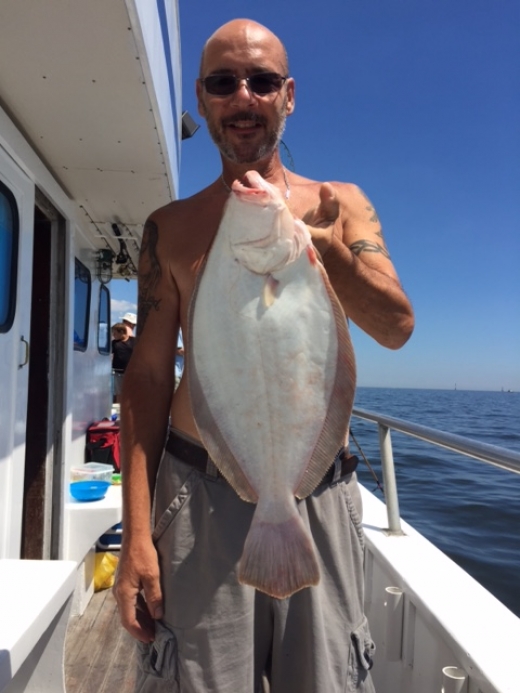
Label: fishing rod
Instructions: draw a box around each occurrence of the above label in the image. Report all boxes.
[349,428,385,495]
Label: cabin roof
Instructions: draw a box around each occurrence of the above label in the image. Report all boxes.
[0,0,181,276]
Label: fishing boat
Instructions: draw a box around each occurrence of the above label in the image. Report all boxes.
[0,3,518,692]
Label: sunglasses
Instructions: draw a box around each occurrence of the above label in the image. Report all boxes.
[200,72,288,96]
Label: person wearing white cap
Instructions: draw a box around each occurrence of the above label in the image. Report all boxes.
[122,312,137,336]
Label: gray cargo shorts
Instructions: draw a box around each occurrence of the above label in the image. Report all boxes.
[135,438,376,693]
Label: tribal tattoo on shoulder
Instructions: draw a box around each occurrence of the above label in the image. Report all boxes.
[137,219,162,335]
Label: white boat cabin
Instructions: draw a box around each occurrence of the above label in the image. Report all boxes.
[0,1,182,689]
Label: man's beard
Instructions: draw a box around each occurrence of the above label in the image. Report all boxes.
[205,101,287,164]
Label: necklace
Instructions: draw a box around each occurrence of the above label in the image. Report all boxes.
[220,168,291,200]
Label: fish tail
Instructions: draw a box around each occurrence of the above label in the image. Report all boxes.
[238,508,320,598]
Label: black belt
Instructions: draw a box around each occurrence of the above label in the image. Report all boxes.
[165,431,358,485]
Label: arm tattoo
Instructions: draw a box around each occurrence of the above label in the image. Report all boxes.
[366,205,379,224]
[137,219,162,335]
[349,239,391,259]
[359,189,380,224]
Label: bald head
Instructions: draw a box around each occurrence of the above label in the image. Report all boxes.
[199,19,289,78]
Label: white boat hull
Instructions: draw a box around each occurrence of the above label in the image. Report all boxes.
[361,485,519,693]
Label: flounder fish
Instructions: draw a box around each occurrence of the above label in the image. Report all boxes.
[188,171,356,598]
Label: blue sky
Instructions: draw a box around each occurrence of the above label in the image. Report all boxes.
[112,0,519,392]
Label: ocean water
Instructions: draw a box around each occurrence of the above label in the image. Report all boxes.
[351,387,520,617]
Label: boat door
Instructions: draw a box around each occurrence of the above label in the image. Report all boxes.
[0,146,35,559]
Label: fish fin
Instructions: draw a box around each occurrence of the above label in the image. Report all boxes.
[238,508,320,598]
[262,275,279,307]
[205,434,259,503]
[295,263,356,499]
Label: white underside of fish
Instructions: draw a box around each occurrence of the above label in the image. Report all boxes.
[188,174,356,598]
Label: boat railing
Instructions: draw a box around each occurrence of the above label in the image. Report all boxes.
[351,407,520,535]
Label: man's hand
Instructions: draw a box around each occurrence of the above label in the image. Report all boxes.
[302,183,342,258]
[114,538,163,643]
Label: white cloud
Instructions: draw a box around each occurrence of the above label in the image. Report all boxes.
[111,298,137,323]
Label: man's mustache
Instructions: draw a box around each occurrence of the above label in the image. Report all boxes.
[222,113,267,127]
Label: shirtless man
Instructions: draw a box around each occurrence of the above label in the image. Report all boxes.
[114,18,414,693]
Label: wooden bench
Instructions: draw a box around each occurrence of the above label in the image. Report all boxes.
[0,559,77,693]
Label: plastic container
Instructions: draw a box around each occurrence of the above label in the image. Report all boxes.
[70,462,113,483]
[70,480,110,502]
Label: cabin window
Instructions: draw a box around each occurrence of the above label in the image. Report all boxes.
[0,180,19,333]
[98,285,111,354]
[74,258,91,351]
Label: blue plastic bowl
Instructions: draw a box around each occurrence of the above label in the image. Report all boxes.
[70,480,110,502]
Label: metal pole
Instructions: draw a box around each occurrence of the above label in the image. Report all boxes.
[378,424,403,534]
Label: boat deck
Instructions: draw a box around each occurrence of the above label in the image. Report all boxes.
[65,585,138,692]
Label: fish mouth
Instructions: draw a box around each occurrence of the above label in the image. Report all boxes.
[230,172,287,213]
[230,177,271,209]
